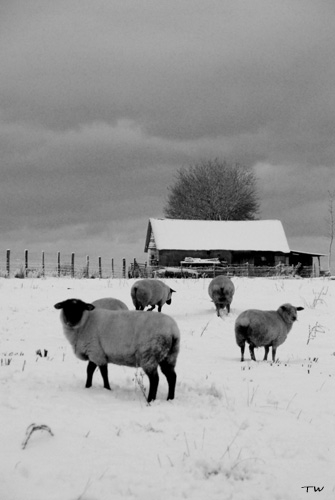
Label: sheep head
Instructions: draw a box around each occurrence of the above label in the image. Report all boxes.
[278,303,304,325]
[166,288,176,305]
[54,298,95,327]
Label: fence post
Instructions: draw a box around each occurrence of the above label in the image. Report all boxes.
[41,251,45,278]
[111,258,114,278]
[122,258,126,278]
[86,255,89,278]
[24,249,28,277]
[98,257,102,279]
[6,249,10,277]
[71,253,75,278]
[57,252,61,277]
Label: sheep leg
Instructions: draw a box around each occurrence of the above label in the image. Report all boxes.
[226,304,230,314]
[249,344,257,361]
[160,361,177,400]
[86,361,97,388]
[147,305,156,311]
[263,346,270,361]
[271,347,277,362]
[146,369,159,402]
[239,343,245,362]
[157,302,163,312]
[99,364,111,390]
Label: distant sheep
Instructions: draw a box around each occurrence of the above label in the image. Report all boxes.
[208,276,235,316]
[92,297,128,311]
[235,303,304,362]
[54,298,180,402]
[131,279,175,312]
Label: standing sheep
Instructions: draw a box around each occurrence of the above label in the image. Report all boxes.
[235,303,304,362]
[92,297,128,311]
[208,276,235,316]
[131,279,175,312]
[54,298,180,402]
[83,298,128,383]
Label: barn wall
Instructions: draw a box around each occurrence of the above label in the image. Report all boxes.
[289,254,313,267]
[157,249,289,267]
[157,250,232,267]
[224,251,289,266]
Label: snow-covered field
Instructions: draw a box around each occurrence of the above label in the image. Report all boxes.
[0,276,334,500]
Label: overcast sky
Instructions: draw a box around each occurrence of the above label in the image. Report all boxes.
[1,0,335,270]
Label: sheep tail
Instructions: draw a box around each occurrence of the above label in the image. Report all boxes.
[132,286,140,309]
[235,322,250,346]
[171,334,180,354]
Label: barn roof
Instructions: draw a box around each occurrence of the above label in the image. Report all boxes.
[145,218,291,253]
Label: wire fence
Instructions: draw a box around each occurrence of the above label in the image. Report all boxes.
[128,261,317,279]
[0,250,319,280]
[0,250,130,279]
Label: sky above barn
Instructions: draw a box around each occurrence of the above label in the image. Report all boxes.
[1,0,334,269]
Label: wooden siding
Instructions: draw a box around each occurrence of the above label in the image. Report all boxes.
[156,249,292,267]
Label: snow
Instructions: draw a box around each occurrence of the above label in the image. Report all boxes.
[147,218,291,252]
[0,276,334,500]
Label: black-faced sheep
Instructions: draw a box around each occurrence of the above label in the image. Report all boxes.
[208,276,235,316]
[92,297,128,311]
[131,279,175,312]
[54,298,180,402]
[235,303,304,362]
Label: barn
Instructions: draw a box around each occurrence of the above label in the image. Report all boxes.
[144,218,325,276]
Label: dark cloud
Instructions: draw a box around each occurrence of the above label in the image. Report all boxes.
[0,0,334,267]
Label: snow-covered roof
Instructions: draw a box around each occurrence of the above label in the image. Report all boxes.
[145,218,291,253]
[290,249,326,257]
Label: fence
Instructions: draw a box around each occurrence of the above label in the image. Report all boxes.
[0,250,130,279]
[128,261,316,279]
[0,251,317,279]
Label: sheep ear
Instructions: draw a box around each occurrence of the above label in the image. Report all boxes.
[54,302,64,310]
[296,306,304,311]
[170,288,176,293]
[86,304,95,311]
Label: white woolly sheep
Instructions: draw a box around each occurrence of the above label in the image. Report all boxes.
[131,279,175,312]
[92,297,128,311]
[74,298,128,385]
[54,298,180,402]
[208,276,235,316]
[235,303,304,362]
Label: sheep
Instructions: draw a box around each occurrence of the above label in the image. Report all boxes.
[235,303,304,362]
[208,275,235,316]
[54,298,180,402]
[131,279,175,312]
[72,298,128,385]
[92,297,128,311]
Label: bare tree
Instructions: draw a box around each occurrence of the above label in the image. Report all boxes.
[164,159,260,221]
[326,189,335,272]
